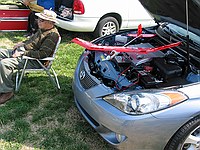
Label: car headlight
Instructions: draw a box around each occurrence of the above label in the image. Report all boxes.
[103,90,188,114]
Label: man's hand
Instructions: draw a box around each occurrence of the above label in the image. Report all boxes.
[12,50,24,58]
[13,42,24,50]
[22,0,36,6]
[22,0,30,6]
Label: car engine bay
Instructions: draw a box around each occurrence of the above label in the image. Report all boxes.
[73,26,200,91]
[85,27,199,90]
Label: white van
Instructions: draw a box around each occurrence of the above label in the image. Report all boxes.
[55,0,155,37]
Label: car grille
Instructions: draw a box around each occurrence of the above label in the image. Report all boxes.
[79,61,98,89]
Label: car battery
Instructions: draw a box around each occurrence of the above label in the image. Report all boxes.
[138,71,158,88]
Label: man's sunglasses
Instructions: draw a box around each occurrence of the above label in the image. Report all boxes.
[37,18,46,22]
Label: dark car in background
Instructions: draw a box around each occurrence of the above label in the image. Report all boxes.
[72,0,200,149]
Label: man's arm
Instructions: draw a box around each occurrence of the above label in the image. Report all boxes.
[22,0,36,6]
[13,42,24,50]
[23,32,59,59]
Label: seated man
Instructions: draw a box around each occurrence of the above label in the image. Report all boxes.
[0,9,60,104]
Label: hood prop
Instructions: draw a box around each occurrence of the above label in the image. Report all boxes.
[72,37,181,54]
[186,0,190,71]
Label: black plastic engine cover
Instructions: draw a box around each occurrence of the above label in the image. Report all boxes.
[153,57,182,80]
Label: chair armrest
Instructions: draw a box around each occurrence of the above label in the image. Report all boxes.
[22,56,37,60]
[22,56,54,61]
[39,57,54,61]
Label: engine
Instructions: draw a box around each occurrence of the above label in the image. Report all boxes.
[88,42,186,91]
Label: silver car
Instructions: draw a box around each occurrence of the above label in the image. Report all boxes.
[72,0,200,149]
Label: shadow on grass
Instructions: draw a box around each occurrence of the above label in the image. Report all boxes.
[0,75,116,150]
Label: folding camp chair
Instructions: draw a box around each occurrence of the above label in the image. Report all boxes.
[15,36,61,92]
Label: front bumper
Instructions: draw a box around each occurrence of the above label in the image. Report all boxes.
[72,53,193,150]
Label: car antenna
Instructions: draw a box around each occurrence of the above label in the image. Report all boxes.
[186,0,190,71]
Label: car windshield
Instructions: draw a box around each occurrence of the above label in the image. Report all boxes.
[165,23,200,46]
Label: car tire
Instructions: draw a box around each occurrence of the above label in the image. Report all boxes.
[94,16,119,38]
[164,115,200,150]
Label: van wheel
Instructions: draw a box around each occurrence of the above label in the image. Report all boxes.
[94,17,119,38]
[164,115,200,150]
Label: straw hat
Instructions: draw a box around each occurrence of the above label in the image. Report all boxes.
[35,9,58,24]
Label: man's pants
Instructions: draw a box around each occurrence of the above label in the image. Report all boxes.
[0,49,40,93]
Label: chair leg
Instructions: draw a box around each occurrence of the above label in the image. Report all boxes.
[36,60,60,90]
[51,67,61,90]
[15,71,19,92]
[44,68,60,90]
[15,59,28,92]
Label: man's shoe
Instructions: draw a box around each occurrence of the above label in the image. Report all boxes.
[0,92,14,104]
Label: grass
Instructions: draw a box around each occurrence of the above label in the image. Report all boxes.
[0,27,116,150]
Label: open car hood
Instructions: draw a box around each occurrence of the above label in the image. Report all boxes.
[139,0,200,36]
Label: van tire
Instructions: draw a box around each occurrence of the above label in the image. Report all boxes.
[94,17,119,38]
